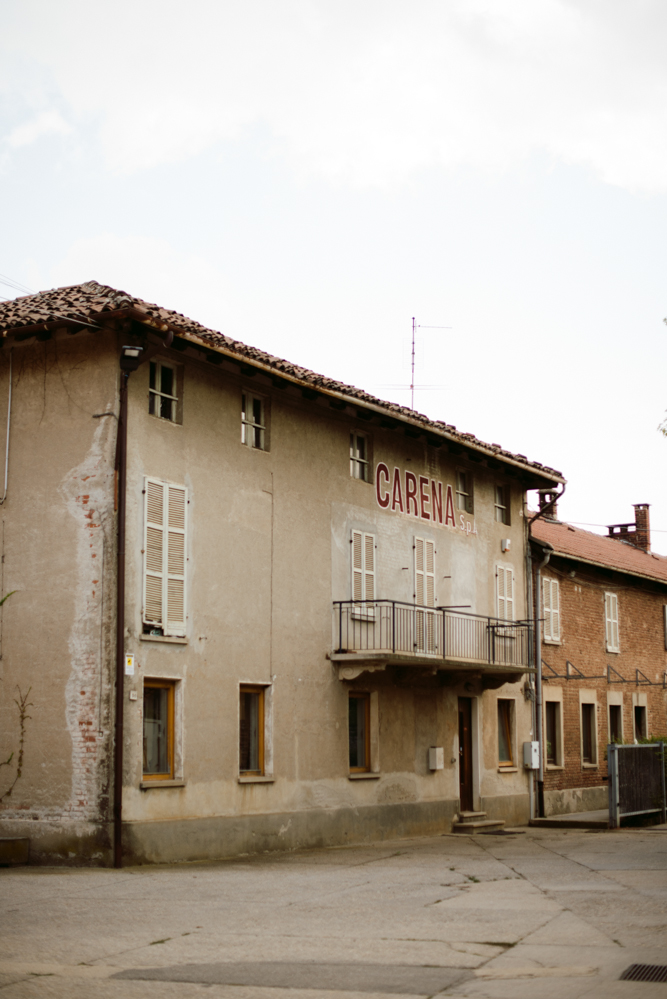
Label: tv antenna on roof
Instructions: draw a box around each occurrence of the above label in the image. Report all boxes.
[411,317,451,410]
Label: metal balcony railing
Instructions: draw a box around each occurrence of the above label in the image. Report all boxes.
[333,600,533,669]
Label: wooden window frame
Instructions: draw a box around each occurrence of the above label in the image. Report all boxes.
[581,702,598,766]
[497,699,514,767]
[143,477,188,638]
[241,392,267,450]
[348,692,371,773]
[350,431,370,482]
[149,360,180,423]
[239,685,265,776]
[494,485,510,525]
[608,702,623,745]
[545,700,561,766]
[455,470,474,514]
[142,679,175,781]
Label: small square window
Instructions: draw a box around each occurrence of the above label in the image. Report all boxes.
[143,680,175,780]
[581,702,597,765]
[456,471,474,513]
[240,685,265,774]
[242,393,266,450]
[494,485,510,525]
[497,699,514,766]
[149,361,178,422]
[349,693,370,772]
[350,432,369,481]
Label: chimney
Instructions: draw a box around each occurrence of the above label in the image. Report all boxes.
[633,504,650,552]
[538,489,559,521]
[606,504,650,552]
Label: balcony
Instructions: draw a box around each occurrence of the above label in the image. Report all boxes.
[331,600,534,682]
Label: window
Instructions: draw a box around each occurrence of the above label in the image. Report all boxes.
[149,361,178,422]
[542,578,560,642]
[497,699,514,766]
[609,704,623,744]
[143,478,187,637]
[240,686,265,774]
[496,565,514,621]
[494,485,510,525]
[352,530,375,609]
[415,536,436,653]
[545,701,561,765]
[241,392,266,450]
[349,693,370,772]
[350,432,369,481]
[605,592,619,652]
[634,705,647,741]
[143,680,175,780]
[456,471,473,513]
[581,703,597,765]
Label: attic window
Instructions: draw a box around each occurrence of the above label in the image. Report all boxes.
[149,361,178,422]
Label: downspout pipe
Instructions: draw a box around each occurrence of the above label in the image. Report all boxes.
[527,483,565,820]
[114,330,172,869]
[533,543,553,819]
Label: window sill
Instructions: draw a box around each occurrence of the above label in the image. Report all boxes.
[348,772,381,780]
[140,779,185,789]
[606,648,620,655]
[546,764,565,771]
[582,762,599,769]
[497,766,518,773]
[543,639,561,646]
[140,634,187,645]
[238,775,275,784]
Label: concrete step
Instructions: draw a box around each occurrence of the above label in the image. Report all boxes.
[530,810,609,830]
[452,819,505,833]
[457,811,488,822]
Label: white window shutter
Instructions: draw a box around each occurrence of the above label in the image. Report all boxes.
[144,479,165,625]
[425,540,435,608]
[551,580,560,641]
[542,577,551,640]
[415,537,424,605]
[364,533,375,601]
[605,592,619,650]
[352,530,363,601]
[497,566,505,620]
[164,485,187,636]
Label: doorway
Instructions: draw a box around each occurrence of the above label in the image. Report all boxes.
[458,696,474,812]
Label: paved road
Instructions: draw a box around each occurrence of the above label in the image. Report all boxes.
[1,826,666,998]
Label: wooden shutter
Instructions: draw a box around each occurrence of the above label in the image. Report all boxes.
[415,537,434,607]
[165,485,187,636]
[605,593,619,651]
[144,477,187,637]
[497,566,514,621]
[144,479,165,626]
[543,578,559,641]
[352,530,375,602]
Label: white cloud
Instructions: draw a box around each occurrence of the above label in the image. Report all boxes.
[47,233,231,334]
[3,0,667,190]
[5,110,72,148]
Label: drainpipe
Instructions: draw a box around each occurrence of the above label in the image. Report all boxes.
[527,485,565,820]
[533,544,552,819]
[113,332,172,869]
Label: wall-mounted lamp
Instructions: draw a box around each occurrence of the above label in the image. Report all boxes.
[120,345,144,372]
[501,539,511,553]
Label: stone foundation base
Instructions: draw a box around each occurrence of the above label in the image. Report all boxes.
[544,785,608,816]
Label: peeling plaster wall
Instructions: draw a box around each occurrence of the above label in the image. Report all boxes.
[0,332,118,862]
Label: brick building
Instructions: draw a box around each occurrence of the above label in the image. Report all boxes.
[530,498,667,816]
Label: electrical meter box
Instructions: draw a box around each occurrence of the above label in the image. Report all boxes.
[523,741,540,769]
[428,747,444,770]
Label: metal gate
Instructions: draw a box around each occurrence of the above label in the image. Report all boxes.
[608,743,667,828]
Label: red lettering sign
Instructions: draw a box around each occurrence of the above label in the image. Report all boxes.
[391,467,404,513]
[419,476,430,520]
[405,472,418,516]
[376,463,390,508]
[431,480,442,525]
[445,484,456,527]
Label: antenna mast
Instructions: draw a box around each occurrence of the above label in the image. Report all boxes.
[411,317,416,411]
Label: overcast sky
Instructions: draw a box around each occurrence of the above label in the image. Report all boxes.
[2,0,666,551]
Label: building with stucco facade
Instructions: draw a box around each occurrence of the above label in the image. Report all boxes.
[0,282,564,865]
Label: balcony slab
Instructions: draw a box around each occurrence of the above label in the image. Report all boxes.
[329,652,533,683]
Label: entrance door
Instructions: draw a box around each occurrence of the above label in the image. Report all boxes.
[458,697,474,812]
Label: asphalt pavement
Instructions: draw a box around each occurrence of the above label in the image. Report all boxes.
[1,825,666,999]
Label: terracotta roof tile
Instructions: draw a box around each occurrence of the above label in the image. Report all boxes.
[531,517,667,584]
[0,281,565,484]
